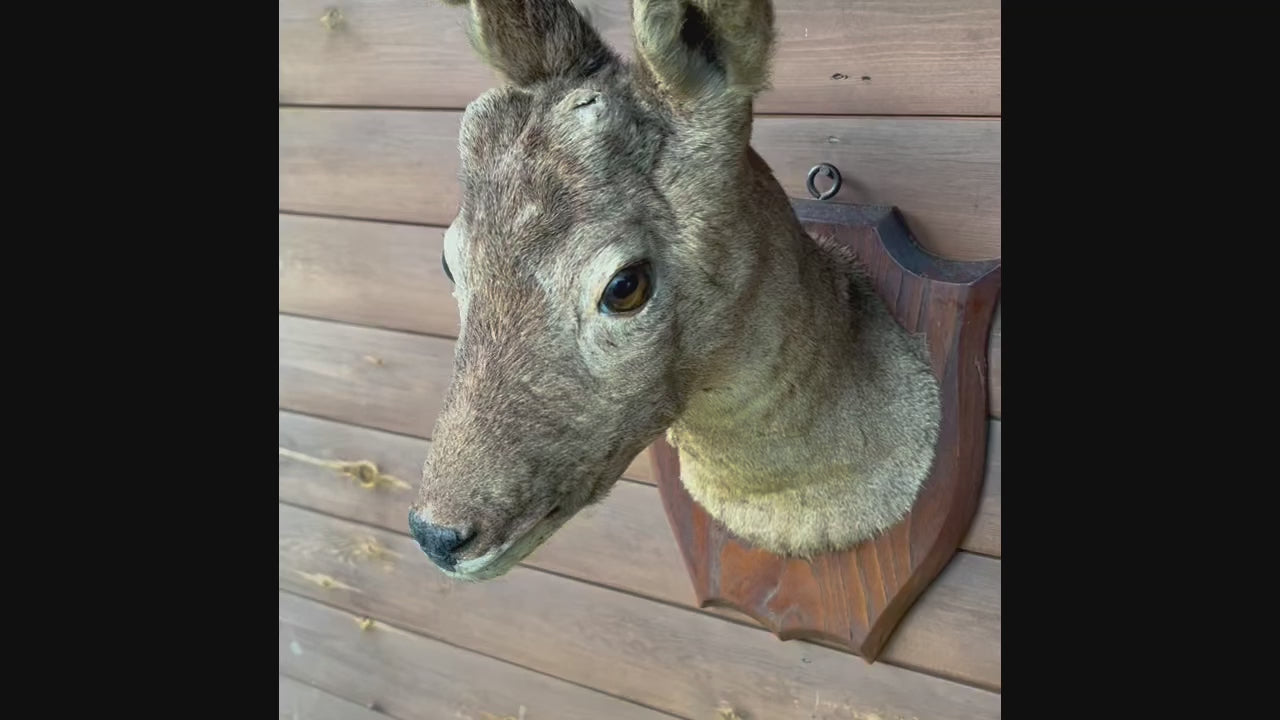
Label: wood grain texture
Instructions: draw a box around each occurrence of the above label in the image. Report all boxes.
[764,0,1001,116]
[279,675,390,720]
[280,593,673,720]
[652,202,1000,661]
[961,419,1000,557]
[278,108,1001,260]
[277,213,1000,408]
[278,109,461,225]
[279,214,459,337]
[753,117,1001,260]
[279,0,1000,116]
[279,410,1001,688]
[279,313,455,439]
[989,301,1001,417]
[277,407,646,503]
[279,407,995,559]
[279,503,1001,719]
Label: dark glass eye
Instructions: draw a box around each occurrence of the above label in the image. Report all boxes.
[600,261,652,314]
[441,252,454,283]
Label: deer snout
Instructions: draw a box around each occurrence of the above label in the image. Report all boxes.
[408,507,474,571]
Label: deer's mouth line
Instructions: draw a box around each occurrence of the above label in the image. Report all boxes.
[434,465,629,581]
[444,503,570,581]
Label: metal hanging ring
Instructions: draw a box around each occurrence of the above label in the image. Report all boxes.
[806,163,842,201]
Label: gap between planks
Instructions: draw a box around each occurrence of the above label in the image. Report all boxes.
[276,307,1002,421]
[276,406,656,489]
[279,499,1001,710]
[279,673,396,720]
[281,588,694,720]
[279,209,449,230]
[277,496,997,693]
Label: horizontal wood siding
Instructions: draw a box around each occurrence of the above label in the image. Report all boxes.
[280,0,1000,116]
[281,504,1000,719]
[279,675,391,720]
[280,594,674,720]
[280,0,1000,714]
[278,400,997,556]
[280,109,1001,261]
[279,409,1001,689]
[279,215,458,337]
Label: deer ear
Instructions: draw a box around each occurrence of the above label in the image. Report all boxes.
[631,0,776,101]
[444,0,617,87]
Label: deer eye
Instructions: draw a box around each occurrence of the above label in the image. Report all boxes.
[441,252,454,283]
[600,262,652,314]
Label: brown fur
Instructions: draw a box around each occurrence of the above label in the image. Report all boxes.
[412,0,940,579]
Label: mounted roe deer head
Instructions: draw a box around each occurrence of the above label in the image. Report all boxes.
[410,0,940,580]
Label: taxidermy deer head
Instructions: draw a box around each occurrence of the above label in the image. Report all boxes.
[410,0,941,580]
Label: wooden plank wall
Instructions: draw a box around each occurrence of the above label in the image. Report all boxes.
[279,2,1001,718]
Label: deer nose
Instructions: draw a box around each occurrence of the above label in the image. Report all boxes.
[408,509,473,571]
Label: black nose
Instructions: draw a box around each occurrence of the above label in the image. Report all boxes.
[408,510,472,571]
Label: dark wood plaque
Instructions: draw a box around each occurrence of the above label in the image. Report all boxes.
[650,198,1001,661]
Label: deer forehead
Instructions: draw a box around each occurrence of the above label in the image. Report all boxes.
[459,82,660,192]
[454,85,665,272]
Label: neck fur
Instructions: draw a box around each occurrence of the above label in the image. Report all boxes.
[668,201,941,557]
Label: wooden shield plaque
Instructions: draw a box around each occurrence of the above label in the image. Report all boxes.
[650,198,1001,661]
